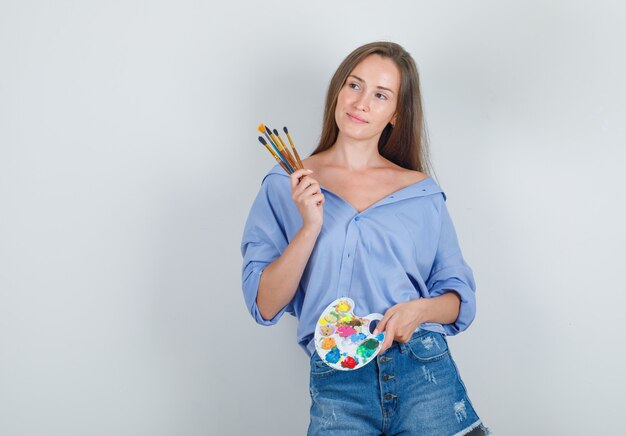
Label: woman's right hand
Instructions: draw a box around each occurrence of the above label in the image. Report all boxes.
[290,168,325,233]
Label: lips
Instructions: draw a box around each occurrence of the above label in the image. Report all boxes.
[347,113,368,123]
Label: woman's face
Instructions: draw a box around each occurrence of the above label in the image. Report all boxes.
[334,54,401,143]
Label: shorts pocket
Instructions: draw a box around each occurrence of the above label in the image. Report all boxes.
[405,330,450,363]
[310,351,339,378]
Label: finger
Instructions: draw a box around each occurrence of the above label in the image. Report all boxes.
[295,180,321,199]
[374,310,392,335]
[308,193,325,206]
[380,322,395,354]
[290,169,313,189]
[312,193,325,207]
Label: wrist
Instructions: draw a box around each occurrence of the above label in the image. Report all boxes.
[299,223,322,239]
[411,298,433,324]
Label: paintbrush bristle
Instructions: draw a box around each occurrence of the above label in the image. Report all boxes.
[257,123,266,134]
[283,126,289,134]
[258,136,267,145]
[273,129,279,136]
[265,125,273,136]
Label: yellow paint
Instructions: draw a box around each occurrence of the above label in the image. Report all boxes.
[318,318,328,325]
[336,301,351,312]
[325,313,339,323]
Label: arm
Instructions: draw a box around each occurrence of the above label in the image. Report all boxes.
[375,292,461,351]
[420,290,462,325]
[376,195,476,351]
[256,225,320,320]
[241,168,325,323]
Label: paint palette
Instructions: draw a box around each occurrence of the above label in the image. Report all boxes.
[314,297,385,371]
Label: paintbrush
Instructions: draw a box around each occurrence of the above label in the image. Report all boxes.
[266,125,297,171]
[258,136,291,174]
[257,123,294,173]
[283,126,304,170]
[273,128,301,170]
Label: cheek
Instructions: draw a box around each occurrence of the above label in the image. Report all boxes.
[377,104,397,124]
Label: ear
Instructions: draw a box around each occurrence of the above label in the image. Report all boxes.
[390,114,397,127]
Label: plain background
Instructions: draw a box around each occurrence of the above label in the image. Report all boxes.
[1,0,625,435]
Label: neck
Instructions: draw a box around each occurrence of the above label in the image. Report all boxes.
[326,133,384,171]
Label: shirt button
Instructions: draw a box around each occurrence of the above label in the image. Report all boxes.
[354,216,360,221]
[384,393,393,400]
[383,374,391,381]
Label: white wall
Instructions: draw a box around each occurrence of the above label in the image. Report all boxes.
[1,0,624,435]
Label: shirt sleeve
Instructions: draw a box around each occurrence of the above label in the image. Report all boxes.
[426,194,477,335]
[240,175,293,326]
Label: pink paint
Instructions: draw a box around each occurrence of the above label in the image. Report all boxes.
[336,325,357,337]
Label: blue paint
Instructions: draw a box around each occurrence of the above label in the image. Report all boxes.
[350,333,366,343]
[325,346,340,364]
[376,333,385,341]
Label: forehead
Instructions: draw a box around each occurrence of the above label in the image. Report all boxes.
[349,55,400,92]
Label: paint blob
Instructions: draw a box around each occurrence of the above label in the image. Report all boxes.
[350,333,367,343]
[320,325,334,336]
[325,346,340,364]
[336,301,351,313]
[324,312,339,323]
[356,338,379,360]
[336,325,357,337]
[341,356,358,369]
[320,337,336,350]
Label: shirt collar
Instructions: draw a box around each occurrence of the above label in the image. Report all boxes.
[262,164,446,206]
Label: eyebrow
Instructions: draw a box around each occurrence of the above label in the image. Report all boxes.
[348,75,395,94]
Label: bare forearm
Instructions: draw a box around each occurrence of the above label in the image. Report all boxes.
[256,226,320,320]
[422,291,462,325]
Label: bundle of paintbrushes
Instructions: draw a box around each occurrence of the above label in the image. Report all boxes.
[257,123,304,174]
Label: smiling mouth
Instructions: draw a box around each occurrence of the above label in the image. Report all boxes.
[347,113,368,123]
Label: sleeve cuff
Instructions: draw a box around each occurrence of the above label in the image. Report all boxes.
[429,283,476,335]
[242,266,289,326]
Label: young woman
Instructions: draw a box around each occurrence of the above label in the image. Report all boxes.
[241,41,490,436]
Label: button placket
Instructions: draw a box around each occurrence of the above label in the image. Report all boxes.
[378,353,398,414]
[336,217,359,298]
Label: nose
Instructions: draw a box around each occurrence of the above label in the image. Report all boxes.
[354,94,370,112]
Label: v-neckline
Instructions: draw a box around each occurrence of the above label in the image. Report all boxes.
[319,176,432,215]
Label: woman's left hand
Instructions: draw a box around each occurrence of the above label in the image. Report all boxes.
[374,299,429,354]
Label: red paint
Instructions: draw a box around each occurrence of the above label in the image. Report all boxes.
[341,356,357,369]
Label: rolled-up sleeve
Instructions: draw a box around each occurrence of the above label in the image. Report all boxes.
[240,177,293,326]
[426,195,477,335]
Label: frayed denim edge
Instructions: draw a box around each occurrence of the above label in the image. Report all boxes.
[452,419,492,436]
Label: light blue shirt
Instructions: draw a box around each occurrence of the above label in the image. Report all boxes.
[241,164,477,357]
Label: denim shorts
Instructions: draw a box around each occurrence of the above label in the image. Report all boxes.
[308,329,491,436]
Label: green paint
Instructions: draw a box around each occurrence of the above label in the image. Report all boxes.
[356,338,379,360]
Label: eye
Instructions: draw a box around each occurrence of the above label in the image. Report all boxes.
[348,82,360,90]
[376,93,388,101]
